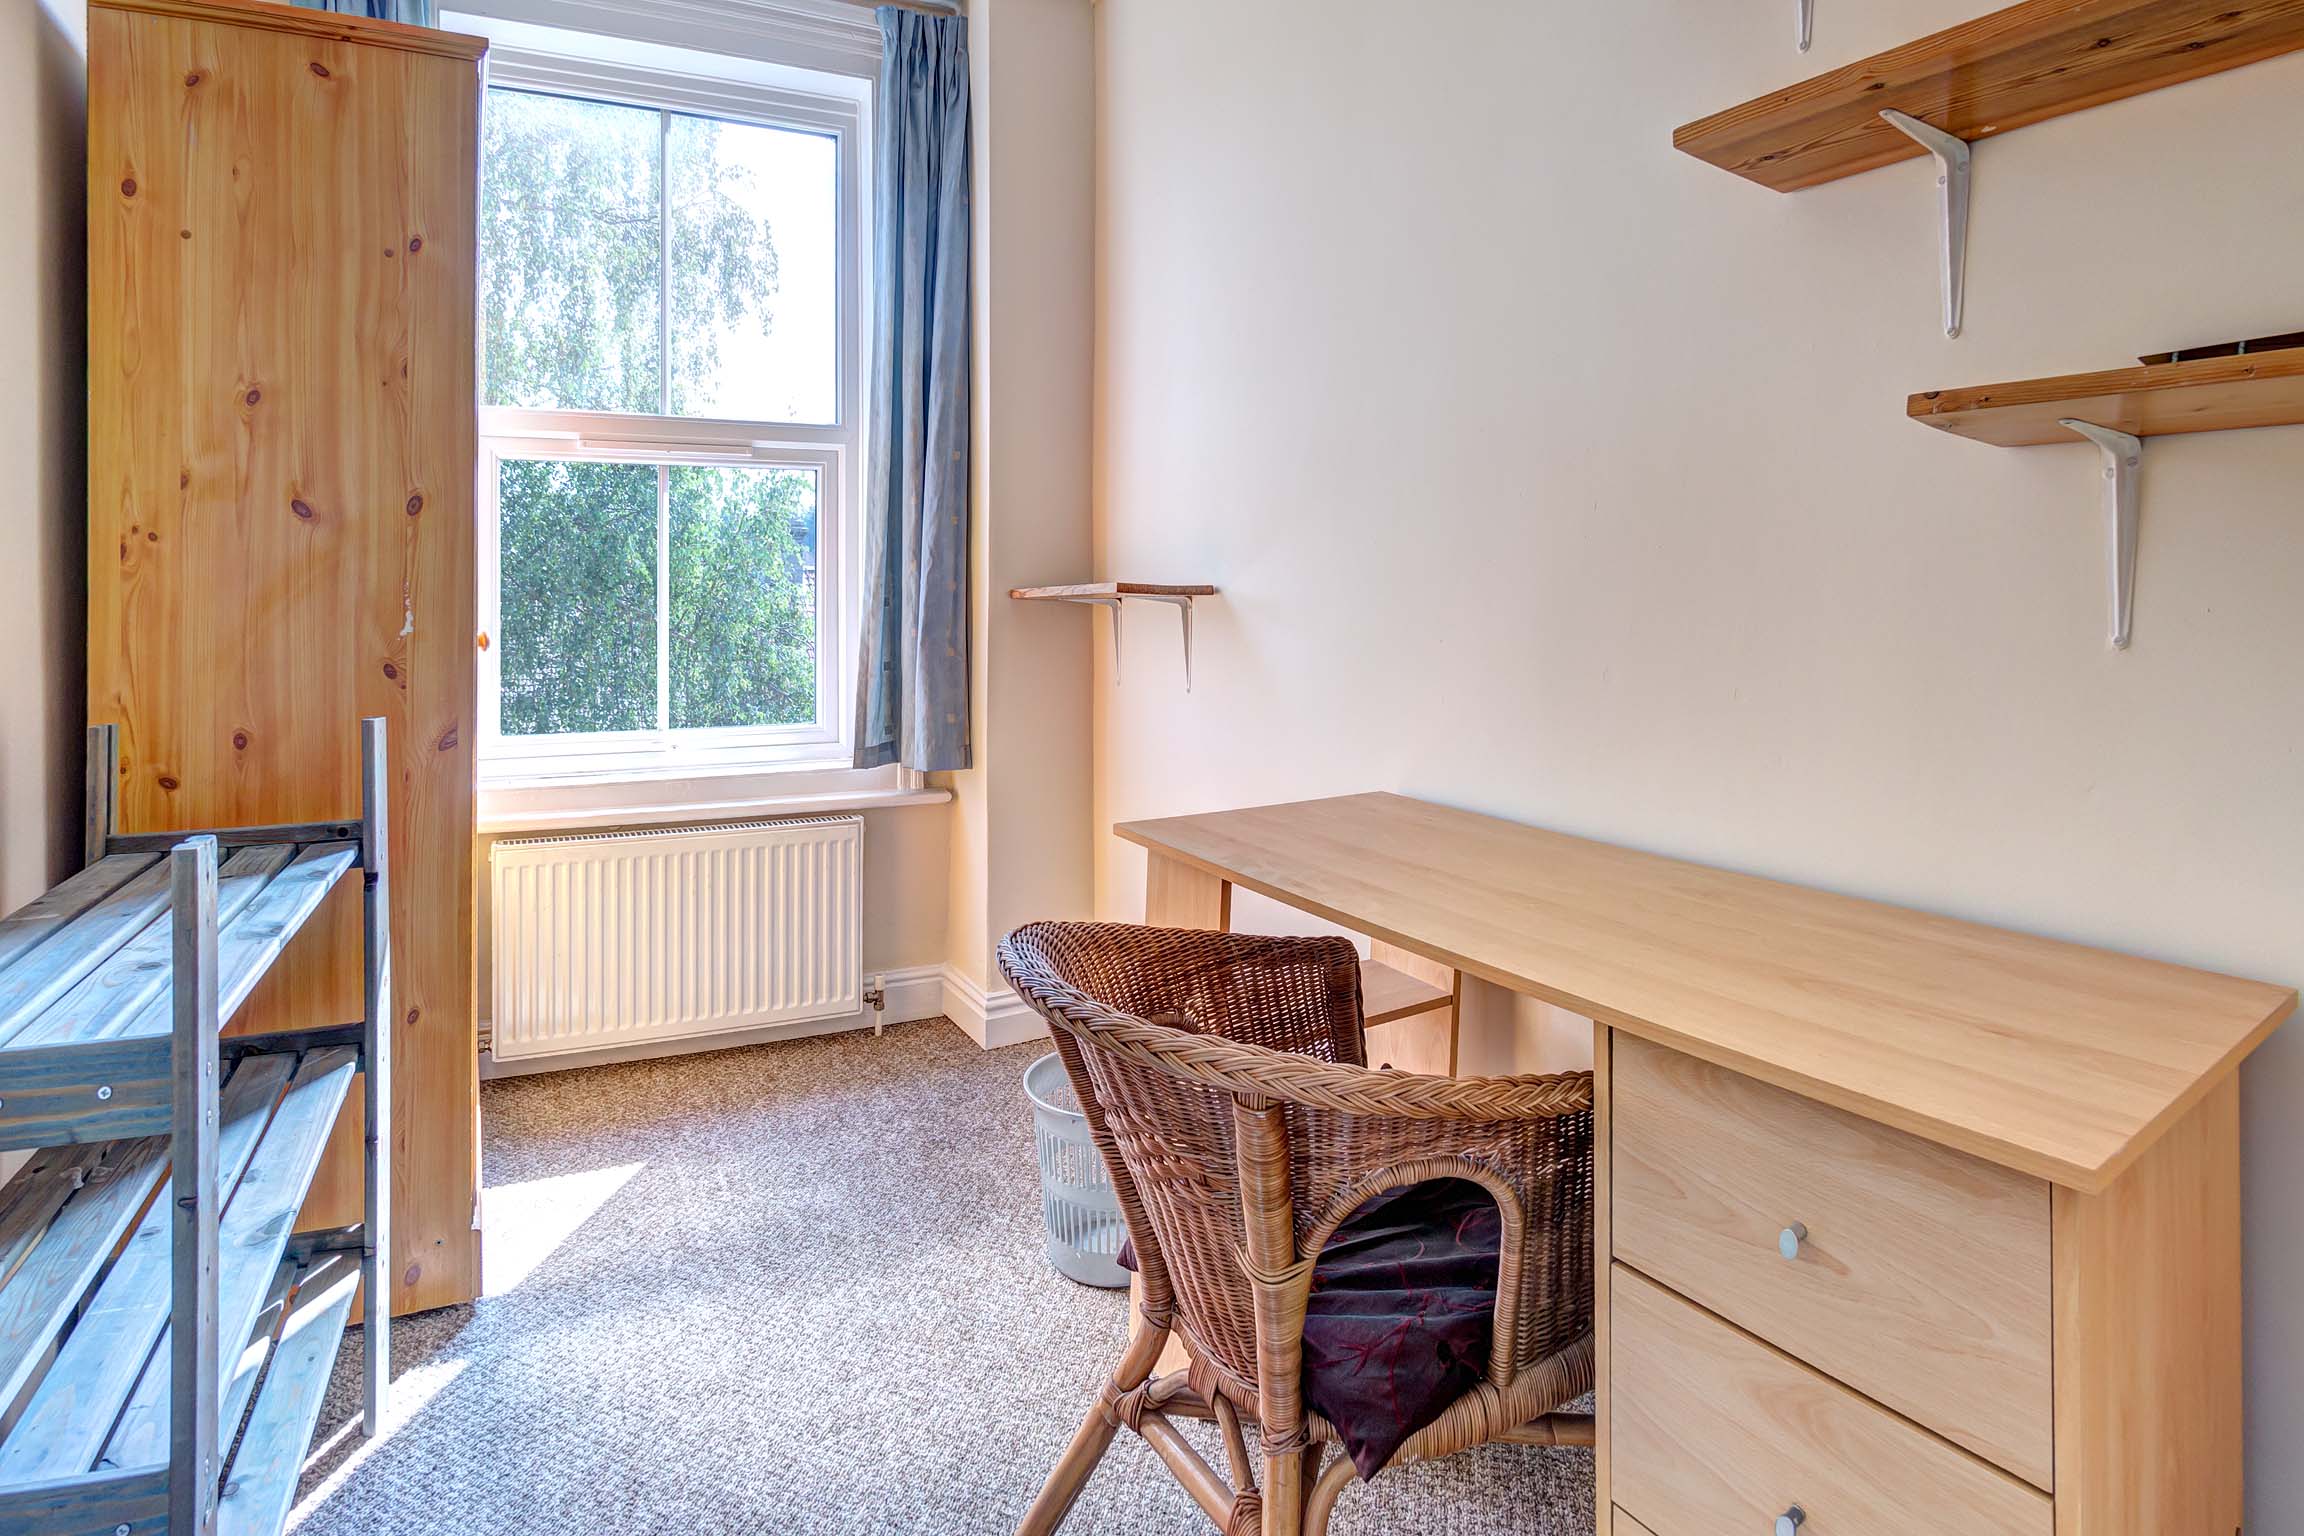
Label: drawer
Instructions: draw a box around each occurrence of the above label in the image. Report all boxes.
[1610,1033,2053,1487]
[1610,1264,2052,1536]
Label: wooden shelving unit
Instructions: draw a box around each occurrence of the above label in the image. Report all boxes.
[1677,0,2304,193]
[1908,346,2304,445]
[1010,583,1219,691]
[0,721,391,1536]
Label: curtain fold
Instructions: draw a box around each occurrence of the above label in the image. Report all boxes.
[855,7,973,772]
[293,0,438,23]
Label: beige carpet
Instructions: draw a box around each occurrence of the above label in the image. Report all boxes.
[291,1019,1594,1535]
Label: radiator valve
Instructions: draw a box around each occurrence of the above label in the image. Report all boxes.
[864,975,887,1035]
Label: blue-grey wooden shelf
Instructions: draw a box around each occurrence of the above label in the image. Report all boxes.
[0,720,392,1536]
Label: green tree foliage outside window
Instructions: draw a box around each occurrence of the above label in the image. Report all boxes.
[482,87,821,740]
[671,466,818,730]
[497,459,658,735]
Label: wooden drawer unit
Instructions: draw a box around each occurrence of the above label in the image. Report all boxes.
[1611,1033,2053,1487]
[1611,1264,2053,1536]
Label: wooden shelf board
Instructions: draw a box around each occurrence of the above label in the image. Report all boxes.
[1676,0,2304,193]
[1909,347,2304,446]
[1008,583,1217,601]
[211,1249,362,1536]
[62,1051,355,1491]
[0,840,358,1052]
[1361,958,1452,1027]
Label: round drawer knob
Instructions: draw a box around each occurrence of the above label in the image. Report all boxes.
[1775,1506,1806,1536]
[1778,1222,1808,1261]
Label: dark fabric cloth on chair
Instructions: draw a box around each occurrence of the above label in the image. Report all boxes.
[1301,1178,1500,1478]
[1119,1177,1500,1481]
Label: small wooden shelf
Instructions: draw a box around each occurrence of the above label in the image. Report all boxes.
[1008,583,1219,691]
[1360,958,1452,1028]
[1677,0,2304,192]
[1008,583,1218,601]
[1908,347,2304,446]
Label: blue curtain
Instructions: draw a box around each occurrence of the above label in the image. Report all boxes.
[295,0,436,22]
[855,7,973,771]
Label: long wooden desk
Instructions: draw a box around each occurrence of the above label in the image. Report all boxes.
[1117,792,2295,1536]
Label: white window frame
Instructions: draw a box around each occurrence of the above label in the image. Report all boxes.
[466,29,872,790]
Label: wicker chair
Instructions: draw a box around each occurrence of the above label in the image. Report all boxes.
[998,922,1595,1536]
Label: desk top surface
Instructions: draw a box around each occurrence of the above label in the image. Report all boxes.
[1116,792,2295,1192]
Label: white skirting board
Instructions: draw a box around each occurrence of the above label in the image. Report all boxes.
[941,967,1050,1050]
[479,962,1048,1076]
[481,963,948,1078]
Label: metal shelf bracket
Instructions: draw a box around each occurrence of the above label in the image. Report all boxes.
[1134,595,1199,692]
[1879,109,1972,338]
[1050,592,1201,692]
[1797,0,1814,51]
[2057,418,2143,650]
[1077,595,1125,679]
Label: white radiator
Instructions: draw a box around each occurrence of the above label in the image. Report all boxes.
[489,816,863,1061]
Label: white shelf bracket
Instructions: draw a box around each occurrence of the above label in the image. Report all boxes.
[1035,591,1200,691]
[2057,418,2143,650]
[1079,595,1125,681]
[1137,595,1199,692]
[1879,109,1972,339]
[1797,0,1814,52]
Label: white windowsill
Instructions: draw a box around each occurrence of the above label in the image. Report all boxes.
[477,763,950,836]
[478,785,949,836]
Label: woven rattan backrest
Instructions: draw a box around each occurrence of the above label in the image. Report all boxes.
[1003,924,1363,1390]
[1000,921,1594,1396]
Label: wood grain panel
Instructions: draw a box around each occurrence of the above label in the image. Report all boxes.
[1117,794,2295,1190]
[1143,851,1229,931]
[1612,1034,2053,1487]
[1592,1026,1614,1534]
[1909,347,2304,446]
[2051,1076,2243,1536]
[1675,0,2304,192]
[1610,1265,2051,1536]
[1361,942,1455,1075]
[86,0,484,1314]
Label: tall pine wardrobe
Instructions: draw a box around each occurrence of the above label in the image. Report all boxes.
[86,0,485,1314]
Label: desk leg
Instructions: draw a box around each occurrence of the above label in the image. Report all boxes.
[1593,1022,1613,1530]
[1134,854,1229,1374]
[1145,852,1231,930]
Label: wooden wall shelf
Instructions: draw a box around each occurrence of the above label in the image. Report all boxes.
[1677,0,2304,194]
[1908,347,2304,446]
[1009,583,1218,602]
[1009,584,1218,691]
[1909,347,2304,649]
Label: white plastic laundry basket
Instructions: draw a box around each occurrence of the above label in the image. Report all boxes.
[1024,1052,1130,1288]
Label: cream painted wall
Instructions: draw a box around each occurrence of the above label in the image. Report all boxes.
[0,0,87,909]
[1093,0,2304,1511]
[943,0,1097,995]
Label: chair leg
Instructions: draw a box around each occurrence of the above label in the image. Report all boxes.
[1017,1404,1123,1536]
[1016,1321,1170,1536]
[1259,1448,1305,1536]
[1302,1452,1356,1536]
